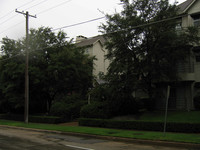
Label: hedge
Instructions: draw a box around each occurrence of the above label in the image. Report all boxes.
[0,114,64,124]
[79,118,200,133]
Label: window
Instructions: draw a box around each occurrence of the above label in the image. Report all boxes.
[175,22,182,30]
[192,14,200,27]
[196,56,200,62]
[85,48,89,54]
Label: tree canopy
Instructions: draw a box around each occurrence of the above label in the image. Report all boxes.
[100,0,200,101]
[0,27,93,114]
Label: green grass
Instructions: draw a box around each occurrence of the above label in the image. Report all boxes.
[0,119,200,144]
[136,111,200,123]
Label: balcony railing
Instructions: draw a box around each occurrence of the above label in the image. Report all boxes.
[176,62,194,73]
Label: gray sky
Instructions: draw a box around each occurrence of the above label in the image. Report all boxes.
[0,0,186,43]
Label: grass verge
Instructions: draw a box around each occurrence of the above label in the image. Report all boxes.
[0,119,200,144]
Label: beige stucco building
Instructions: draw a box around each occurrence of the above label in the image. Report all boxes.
[76,35,109,82]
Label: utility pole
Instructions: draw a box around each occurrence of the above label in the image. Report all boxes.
[163,85,170,136]
[15,9,36,123]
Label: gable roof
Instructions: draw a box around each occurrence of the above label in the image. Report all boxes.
[76,35,105,47]
[178,0,196,13]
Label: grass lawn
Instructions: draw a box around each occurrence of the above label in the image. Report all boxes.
[0,119,200,144]
[133,111,200,123]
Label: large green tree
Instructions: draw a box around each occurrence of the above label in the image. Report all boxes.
[101,0,199,104]
[0,27,93,113]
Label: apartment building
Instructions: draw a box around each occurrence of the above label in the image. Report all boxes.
[76,35,109,83]
[155,0,200,110]
[75,0,200,110]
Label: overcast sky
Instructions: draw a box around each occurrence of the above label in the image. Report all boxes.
[0,0,186,43]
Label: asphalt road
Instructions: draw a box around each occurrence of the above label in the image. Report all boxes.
[0,126,197,150]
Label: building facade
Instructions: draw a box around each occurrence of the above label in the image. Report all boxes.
[76,35,110,82]
[155,0,200,110]
[76,0,200,111]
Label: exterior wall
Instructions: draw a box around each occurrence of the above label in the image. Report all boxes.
[78,36,110,80]
[195,62,200,81]
[92,41,109,78]
[187,0,200,15]
[166,0,200,110]
[177,55,195,81]
[103,47,110,76]
[181,15,193,28]
[155,83,194,110]
[85,47,93,57]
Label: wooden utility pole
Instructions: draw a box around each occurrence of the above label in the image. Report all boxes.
[163,85,170,136]
[15,9,36,123]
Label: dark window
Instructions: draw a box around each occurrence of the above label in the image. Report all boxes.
[192,14,200,27]
[175,22,182,30]
[196,56,200,62]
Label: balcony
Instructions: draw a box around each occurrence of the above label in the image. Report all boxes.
[177,63,195,81]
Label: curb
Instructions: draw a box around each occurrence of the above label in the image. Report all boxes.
[0,125,200,149]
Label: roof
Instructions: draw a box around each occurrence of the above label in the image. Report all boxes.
[76,35,106,47]
[178,0,196,13]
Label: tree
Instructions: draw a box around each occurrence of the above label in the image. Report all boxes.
[0,27,93,114]
[100,0,199,105]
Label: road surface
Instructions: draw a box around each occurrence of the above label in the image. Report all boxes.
[0,126,197,150]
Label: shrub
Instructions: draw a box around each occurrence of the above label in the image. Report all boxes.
[79,118,200,133]
[30,115,64,124]
[65,100,86,120]
[194,96,200,110]
[50,100,86,121]
[108,93,139,116]
[141,98,156,111]
[80,102,110,119]
[50,101,68,117]
[0,114,63,124]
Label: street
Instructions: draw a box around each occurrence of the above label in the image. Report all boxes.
[0,126,197,150]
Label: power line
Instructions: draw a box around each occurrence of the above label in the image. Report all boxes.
[52,16,105,31]
[102,14,187,35]
[0,21,25,35]
[0,0,47,28]
[17,0,38,10]
[0,14,18,26]
[0,53,23,63]
[0,14,189,62]
[37,0,73,15]
[0,0,73,36]
[52,14,185,32]
[0,0,37,21]
[25,0,48,11]
[0,11,14,21]
[0,43,61,63]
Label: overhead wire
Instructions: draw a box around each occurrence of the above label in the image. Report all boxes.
[24,0,48,11]
[0,0,73,37]
[52,16,105,31]
[0,0,48,26]
[0,0,37,21]
[0,15,18,26]
[0,53,23,63]
[0,21,25,35]
[37,0,73,15]
[51,14,186,32]
[0,42,65,63]
[0,13,188,63]
[16,0,39,10]
[0,1,188,63]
